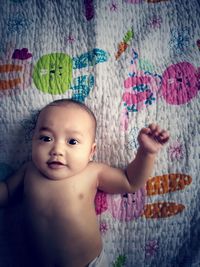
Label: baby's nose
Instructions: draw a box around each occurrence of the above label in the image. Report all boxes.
[51,151,63,156]
[50,143,64,156]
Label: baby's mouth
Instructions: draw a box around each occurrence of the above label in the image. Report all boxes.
[47,161,66,169]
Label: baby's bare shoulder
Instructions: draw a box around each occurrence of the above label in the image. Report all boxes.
[87,161,109,171]
[86,161,113,177]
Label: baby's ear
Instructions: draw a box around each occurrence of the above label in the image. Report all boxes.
[89,143,96,161]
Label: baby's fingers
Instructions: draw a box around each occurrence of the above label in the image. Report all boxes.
[153,130,169,145]
[148,124,170,144]
[159,130,170,143]
[148,123,161,137]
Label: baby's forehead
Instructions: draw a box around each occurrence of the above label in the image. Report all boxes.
[42,103,91,117]
[34,103,96,140]
[37,103,96,128]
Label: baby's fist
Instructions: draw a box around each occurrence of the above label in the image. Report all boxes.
[138,123,170,154]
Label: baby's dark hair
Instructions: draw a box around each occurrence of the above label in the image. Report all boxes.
[44,98,97,139]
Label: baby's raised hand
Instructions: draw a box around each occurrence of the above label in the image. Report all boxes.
[138,123,170,154]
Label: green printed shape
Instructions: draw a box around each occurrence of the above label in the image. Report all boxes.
[138,59,155,73]
[33,53,73,95]
[123,30,134,43]
[112,254,126,267]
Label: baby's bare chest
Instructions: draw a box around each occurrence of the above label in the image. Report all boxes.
[23,175,101,263]
[25,174,96,213]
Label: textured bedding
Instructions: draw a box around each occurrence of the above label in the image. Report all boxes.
[0,0,199,266]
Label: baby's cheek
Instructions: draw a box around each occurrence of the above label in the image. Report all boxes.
[32,146,43,164]
[72,154,90,168]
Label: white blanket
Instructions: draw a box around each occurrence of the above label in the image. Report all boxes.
[0,0,199,266]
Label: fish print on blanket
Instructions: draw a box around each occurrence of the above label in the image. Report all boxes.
[95,173,192,221]
[0,47,32,93]
[33,48,109,101]
[0,45,109,102]
[143,173,192,218]
[120,50,200,130]
[120,49,162,131]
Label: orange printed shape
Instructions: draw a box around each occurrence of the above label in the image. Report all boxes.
[0,62,32,91]
[0,64,23,72]
[0,64,23,90]
[143,202,185,218]
[0,78,21,90]
[146,173,192,196]
[115,42,129,60]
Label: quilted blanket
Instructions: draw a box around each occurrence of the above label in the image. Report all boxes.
[0,0,199,266]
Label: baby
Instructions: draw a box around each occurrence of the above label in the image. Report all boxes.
[0,99,169,267]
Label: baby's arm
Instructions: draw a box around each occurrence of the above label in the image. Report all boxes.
[96,124,169,193]
[126,123,169,191]
[0,163,27,207]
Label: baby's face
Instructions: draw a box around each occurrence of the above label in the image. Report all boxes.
[32,104,96,180]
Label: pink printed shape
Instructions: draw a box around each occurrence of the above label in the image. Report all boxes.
[95,191,108,215]
[107,188,146,221]
[122,90,152,105]
[161,62,198,105]
[120,108,129,131]
[124,76,152,89]
[124,74,161,93]
[197,67,200,89]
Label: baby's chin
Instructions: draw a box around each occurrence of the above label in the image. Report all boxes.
[35,166,69,181]
[41,168,85,181]
[35,161,88,181]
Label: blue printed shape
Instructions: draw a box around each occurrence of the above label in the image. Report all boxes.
[71,74,94,102]
[73,48,109,69]
[7,12,33,34]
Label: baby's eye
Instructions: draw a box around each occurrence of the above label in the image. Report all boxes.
[68,138,78,145]
[39,136,52,142]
